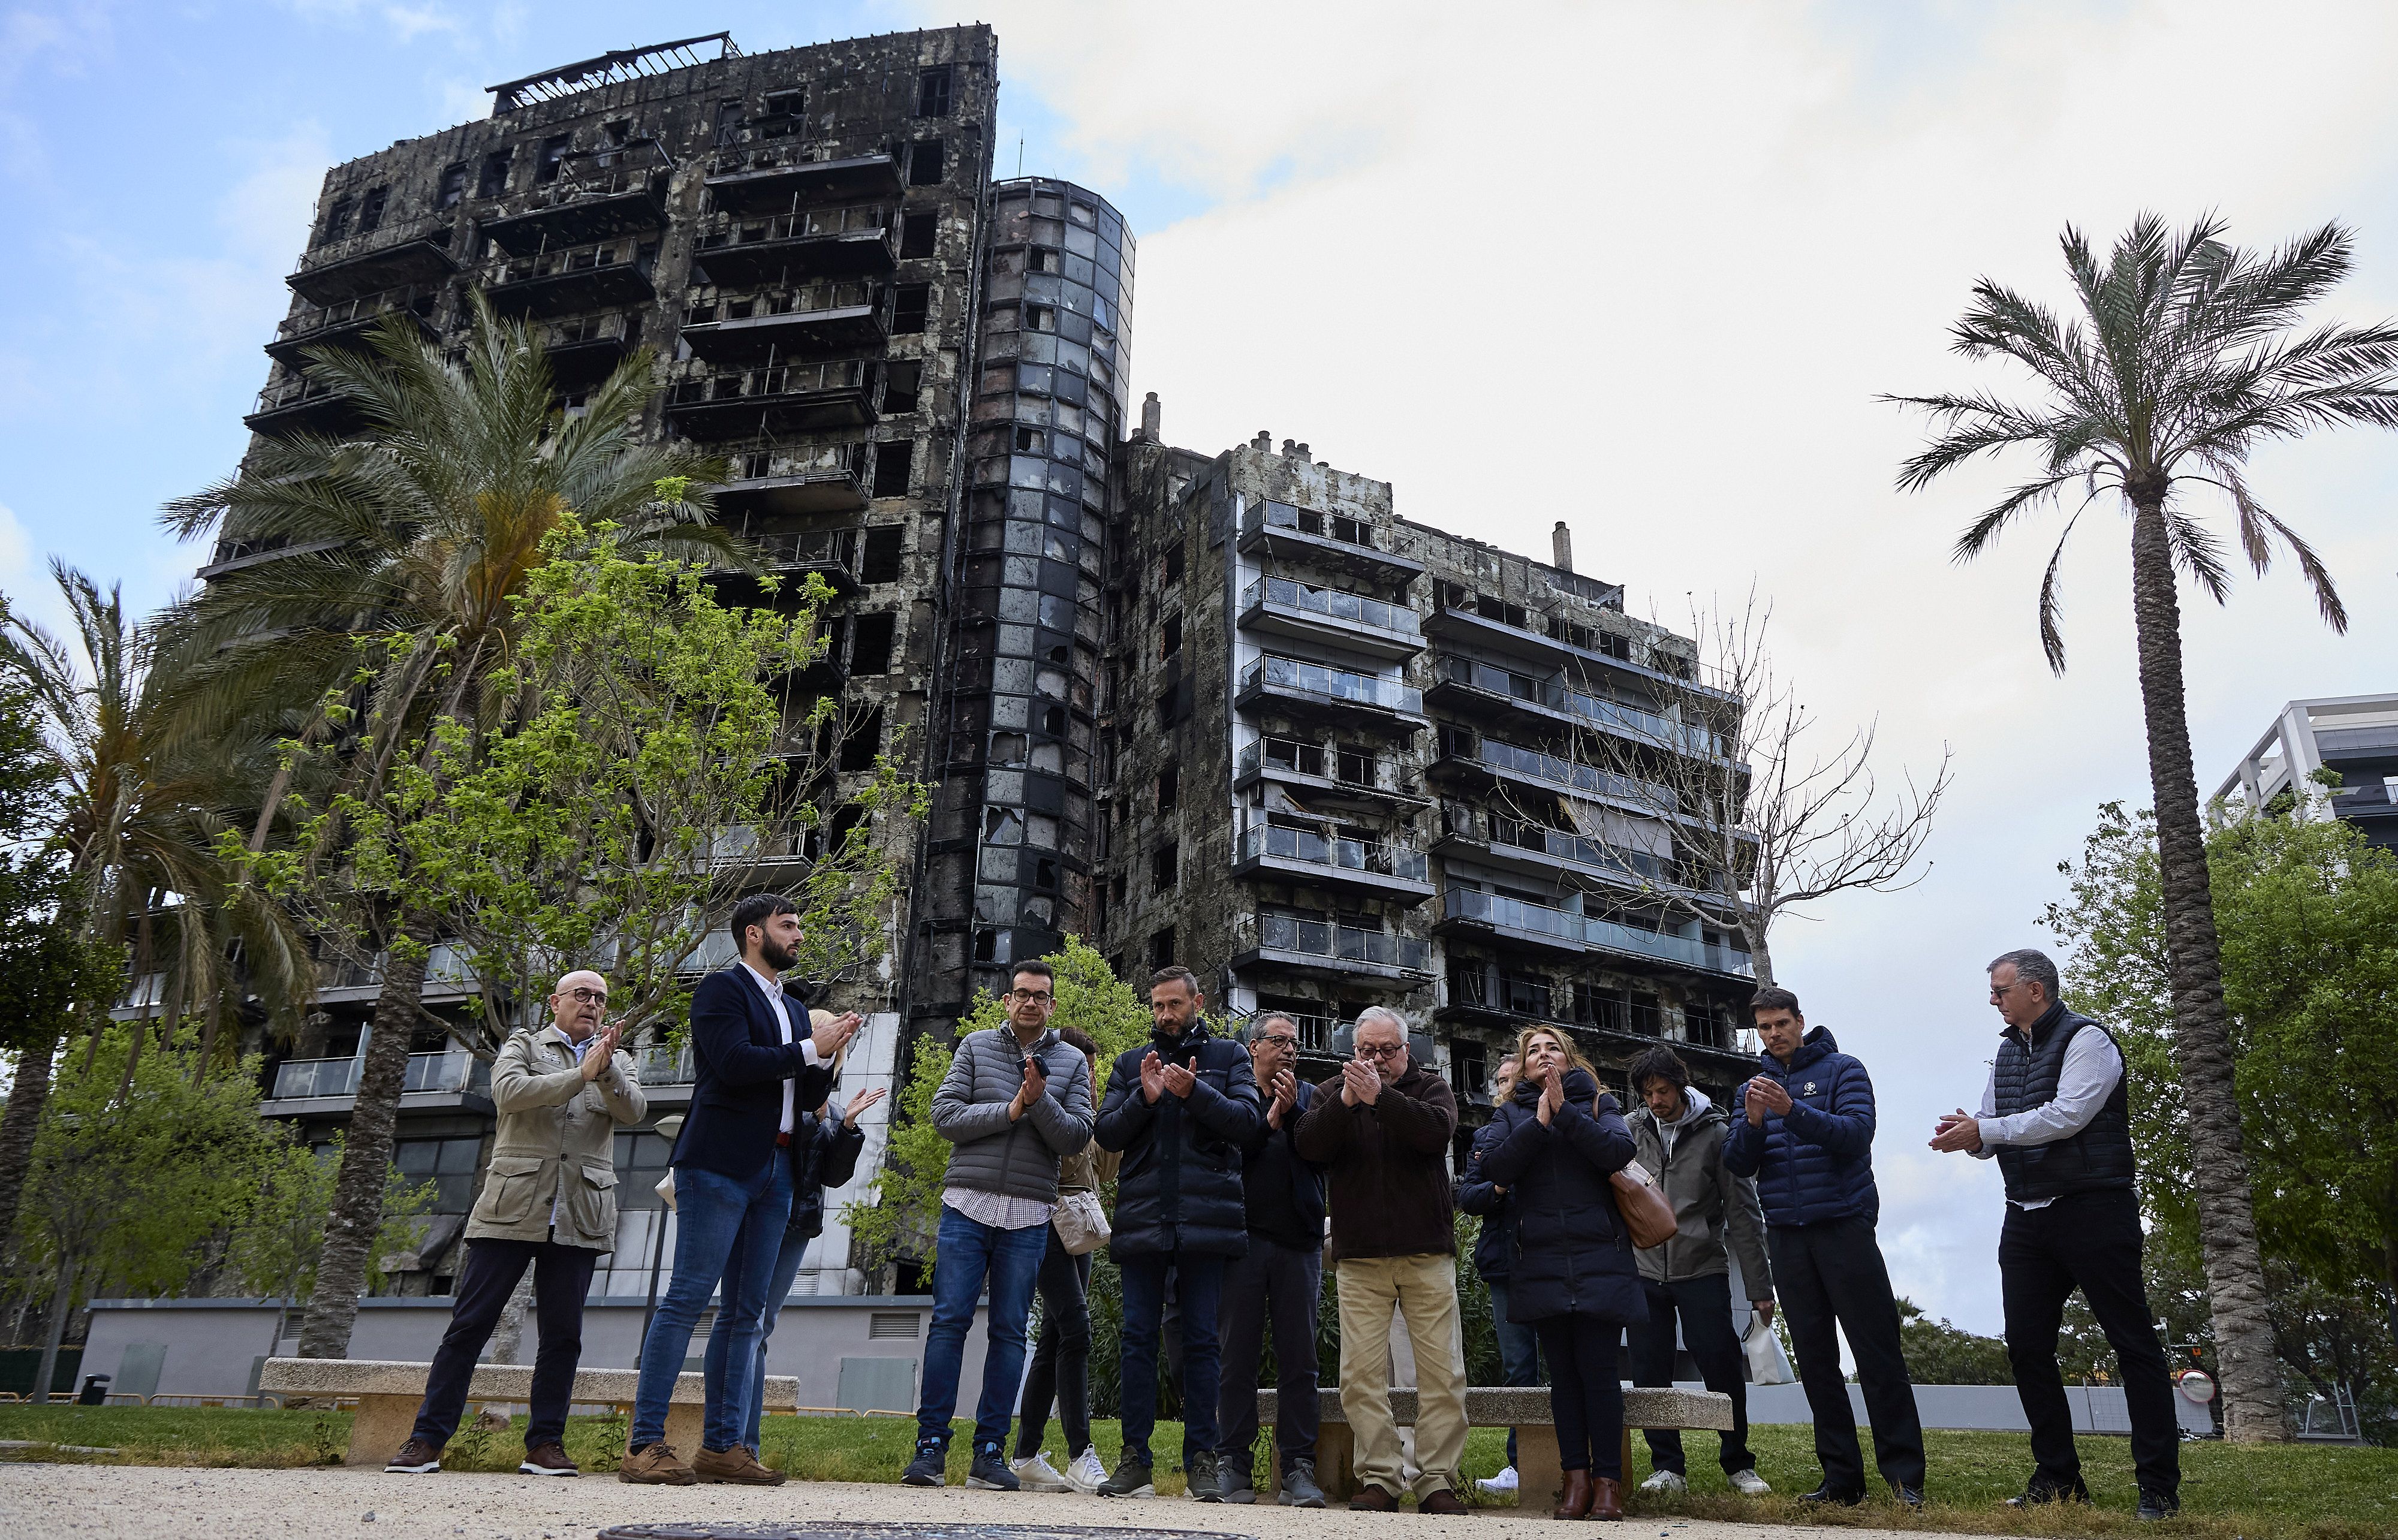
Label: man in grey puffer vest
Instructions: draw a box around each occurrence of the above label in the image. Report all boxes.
[1932,948,2179,1521]
[903,960,1095,1491]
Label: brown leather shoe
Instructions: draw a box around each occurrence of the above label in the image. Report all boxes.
[1589,1476,1625,1521]
[1554,1469,1594,1519]
[518,1442,579,1476]
[1421,1487,1468,1515]
[692,1443,787,1485]
[1350,1485,1401,1512]
[384,1437,442,1474]
[617,1441,697,1485]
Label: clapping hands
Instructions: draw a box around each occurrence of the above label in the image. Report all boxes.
[1339,1057,1381,1107]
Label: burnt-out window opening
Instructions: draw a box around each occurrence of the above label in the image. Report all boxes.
[1014,426,1043,454]
[1041,704,1067,736]
[1028,248,1055,273]
[1034,858,1059,892]
[891,283,931,334]
[882,361,921,414]
[760,91,805,135]
[899,212,938,260]
[860,525,906,583]
[908,139,945,186]
[604,119,634,146]
[871,442,912,500]
[1152,841,1179,890]
[1025,305,1056,333]
[1162,542,1185,584]
[916,67,954,117]
[713,101,746,147]
[1157,767,1179,813]
[1161,615,1182,659]
[850,612,897,674]
[477,150,512,199]
[357,186,388,234]
[1149,926,1178,971]
[1450,1039,1489,1105]
[535,134,573,184]
[436,162,467,209]
[1337,745,1373,786]
[320,194,356,245]
[838,703,886,772]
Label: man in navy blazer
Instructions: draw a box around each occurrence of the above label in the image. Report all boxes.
[620,894,861,1485]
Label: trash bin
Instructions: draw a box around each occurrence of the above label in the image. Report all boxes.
[76,1373,110,1405]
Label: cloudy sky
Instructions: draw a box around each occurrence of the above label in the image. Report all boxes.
[6,1,2397,1336]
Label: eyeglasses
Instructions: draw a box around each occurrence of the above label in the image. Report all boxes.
[1007,990,1055,1005]
[1255,1033,1299,1049]
[1355,1041,1406,1060]
[563,987,608,1006]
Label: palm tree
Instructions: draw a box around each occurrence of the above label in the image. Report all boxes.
[1889,214,2398,1442]
[162,294,737,1360]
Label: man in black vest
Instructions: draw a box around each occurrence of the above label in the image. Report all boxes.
[1930,948,2180,1520]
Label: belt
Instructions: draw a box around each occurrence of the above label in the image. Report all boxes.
[776,1130,793,1148]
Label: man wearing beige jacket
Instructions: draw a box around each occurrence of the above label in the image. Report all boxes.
[385,969,645,1477]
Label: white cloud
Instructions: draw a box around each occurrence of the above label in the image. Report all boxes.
[940,0,2398,1331]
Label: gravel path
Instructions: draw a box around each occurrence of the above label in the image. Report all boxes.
[0,1463,1947,1540]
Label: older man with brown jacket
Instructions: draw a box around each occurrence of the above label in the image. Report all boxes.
[385,969,645,1478]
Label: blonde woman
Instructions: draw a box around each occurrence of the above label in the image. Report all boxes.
[1475,1027,1641,1520]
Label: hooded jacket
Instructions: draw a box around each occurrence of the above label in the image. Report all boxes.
[933,1025,1096,1204]
[1094,1020,1263,1256]
[1475,1068,1644,1325]
[1626,1086,1773,1291]
[1722,1025,1881,1227]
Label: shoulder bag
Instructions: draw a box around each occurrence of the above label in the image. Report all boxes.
[1051,1189,1111,1256]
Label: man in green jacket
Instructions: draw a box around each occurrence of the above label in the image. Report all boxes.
[1625,1046,1774,1498]
[385,969,646,1478]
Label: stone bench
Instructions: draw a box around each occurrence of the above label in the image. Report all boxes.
[259,1358,800,1467]
[1257,1384,1732,1513]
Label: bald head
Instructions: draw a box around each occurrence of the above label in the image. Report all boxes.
[549,969,610,1042]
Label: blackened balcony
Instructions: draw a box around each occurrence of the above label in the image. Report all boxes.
[1435,887,1753,978]
[743,526,864,596]
[1235,736,1426,812]
[1237,499,1424,584]
[1236,655,1426,733]
[704,150,905,215]
[289,216,460,304]
[1234,824,1434,904]
[482,238,656,320]
[480,144,673,255]
[1435,803,1683,894]
[536,312,641,389]
[694,204,897,288]
[712,442,870,519]
[244,375,357,439]
[682,279,887,364]
[664,358,878,438]
[1429,725,1680,815]
[265,285,439,368]
[1429,653,1723,758]
[1424,593,1736,704]
[1239,577,1423,662]
[1230,912,1431,984]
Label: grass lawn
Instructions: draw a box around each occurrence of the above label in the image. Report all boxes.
[0,1405,2391,1540]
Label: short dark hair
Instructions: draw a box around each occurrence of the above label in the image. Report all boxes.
[1149,965,1200,996]
[1009,959,1057,989]
[1988,948,2061,1002]
[1628,1046,1691,1095]
[1247,1012,1299,1044]
[728,893,797,950]
[1058,1025,1099,1062]
[1749,985,1802,1020]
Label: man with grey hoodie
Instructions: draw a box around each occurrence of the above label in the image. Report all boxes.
[1625,1046,1775,1497]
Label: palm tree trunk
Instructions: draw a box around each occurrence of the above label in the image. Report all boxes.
[29,1255,78,1405]
[2128,501,2285,1442]
[0,1023,59,1258]
[296,933,427,1359]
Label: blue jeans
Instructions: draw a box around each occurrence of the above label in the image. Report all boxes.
[631,1156,793,1452]
[740,1225,814,1451]
[915,1204,1050,1449]
[1118,1249,1225,1468]
[1486,1276,1544,1468]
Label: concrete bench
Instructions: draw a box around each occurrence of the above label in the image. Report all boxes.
[1257,1384,1733,1513]
[259,1358,800,1467]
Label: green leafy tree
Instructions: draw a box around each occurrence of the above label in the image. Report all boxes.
[2045,797,2398,1437]
[225,1131,432,1348]
[1891,215,2398,1439]
[1896,1298,2014,1385]
[17,1026,281,1401]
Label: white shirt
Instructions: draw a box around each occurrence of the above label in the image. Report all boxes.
[741,960,824,1134]
[1971,1025,2125,1210]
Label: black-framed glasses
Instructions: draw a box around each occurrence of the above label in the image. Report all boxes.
[1007,990,1055,1005]
[1255,1032,1299,1049]
[1355,1041,1405,1060]
[564,987,608,1005]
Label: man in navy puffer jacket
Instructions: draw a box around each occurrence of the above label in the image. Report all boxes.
[1723,986,1924,1508]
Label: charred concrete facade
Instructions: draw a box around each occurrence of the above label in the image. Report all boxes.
[1096,431,1760,1158]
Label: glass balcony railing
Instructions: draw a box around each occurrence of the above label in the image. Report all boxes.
[1244,499,1383,552]
[1444,729,1680,813]
[1237,737,1408,797]
[697,203,892,251]
[1472,811,1677,885]
[635,1044,697,1085]
[1240,825,1429,882]
[270,1050,489,1101]
[1433,655,1718,755]
[1241,578,1420,638]
[1253,913,1429,971]
[1440,888,1752,975]
[670,358,869,406]
[687,278,879,326]
[1241,656,1422,714]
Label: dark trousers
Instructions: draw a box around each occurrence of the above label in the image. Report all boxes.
[1769,1218,1925,1492]
[411,1237,597,1451]
[1534,1315,1625,1479]
[2001,1188,2180,1497]
[1014,1231,1093,1460]
[1118,1249,1225,1467]
[1484,1276,1543,1470]
[1215,1234,1322,1476]
[1629,1271,1755,1476]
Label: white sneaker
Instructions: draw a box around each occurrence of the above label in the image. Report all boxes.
[1640,1469,1688,1494]
[1013,1452,1071,1492]
[1728,1468,1772,1496]
[1065,1446,1108,1494]
[1476,1464,1519,1494]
